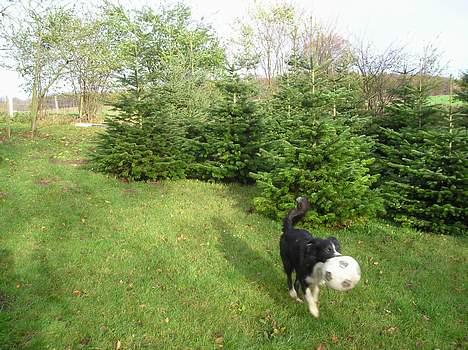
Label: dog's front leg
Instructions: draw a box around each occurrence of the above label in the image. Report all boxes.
[304,286,319,318]
[304,263,325,318]
[311,263,324,301]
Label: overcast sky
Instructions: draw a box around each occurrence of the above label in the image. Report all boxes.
[1,0,467,98]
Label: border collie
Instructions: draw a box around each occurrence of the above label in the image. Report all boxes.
[280,197,341,317]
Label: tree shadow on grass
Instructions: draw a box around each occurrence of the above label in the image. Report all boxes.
[213,217,288,306]
[0,247,19,348]
[1,219,88,348]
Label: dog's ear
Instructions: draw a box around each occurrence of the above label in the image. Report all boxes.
[327,236,341,253]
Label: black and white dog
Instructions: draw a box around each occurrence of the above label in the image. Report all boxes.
[280,197,341,317]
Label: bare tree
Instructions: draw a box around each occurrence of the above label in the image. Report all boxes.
[0,0,14,18]
[233,2,351,87]
[352,40,407,115]
[234,2,297,84]
[301,17,349,69]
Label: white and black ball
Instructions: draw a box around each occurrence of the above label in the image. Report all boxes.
[322,256,361,292]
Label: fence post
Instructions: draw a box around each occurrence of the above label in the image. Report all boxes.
[7,95,13,138]
[54,95,59,113]
[8,95,14,118]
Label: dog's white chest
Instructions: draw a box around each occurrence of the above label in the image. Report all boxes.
[305,262,325,285]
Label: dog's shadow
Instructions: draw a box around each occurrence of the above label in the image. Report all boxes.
[213,218,287,305]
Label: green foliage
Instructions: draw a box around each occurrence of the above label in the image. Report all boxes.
[380,128,467,235]
[253,67,382,226]
[188,66,263,183]
[455,71,468,103]
[91,88,188,180]
[88,4,464,234]
[375,80,467,235]
[2,4,78,133]
[91,4,224,181]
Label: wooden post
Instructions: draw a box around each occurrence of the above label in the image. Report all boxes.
[7,95,13,139]
[8,95,13,117]
[54,95,59,113]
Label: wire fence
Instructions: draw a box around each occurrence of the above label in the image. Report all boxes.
[0,94,114,123]
[0,95,80,114]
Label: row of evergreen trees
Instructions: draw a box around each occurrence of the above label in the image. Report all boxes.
[372,79,467,235]
[92,66,467,235]
[89,6,467,235]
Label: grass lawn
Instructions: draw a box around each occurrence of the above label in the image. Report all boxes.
[0,123,466,350]
[427,95,464,106]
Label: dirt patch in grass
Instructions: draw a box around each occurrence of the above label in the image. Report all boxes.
[35,178,53,186]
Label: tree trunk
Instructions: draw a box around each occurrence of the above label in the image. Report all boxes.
[30,39,42,138]
[448,75,453,154]
[30,81,39,138]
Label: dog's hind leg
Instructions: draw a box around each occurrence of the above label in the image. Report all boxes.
[292,278,303,302]
[288,275,301,301]
[282,258,302,302]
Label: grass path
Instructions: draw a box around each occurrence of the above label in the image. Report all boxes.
[0,125,466,349]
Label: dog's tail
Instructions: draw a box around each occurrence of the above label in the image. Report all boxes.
[283,197,310,234]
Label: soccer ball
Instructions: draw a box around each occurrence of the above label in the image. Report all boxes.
[322,256,361,292]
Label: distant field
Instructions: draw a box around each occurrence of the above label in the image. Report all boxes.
[427,95,464,105]
[0,124,466,350]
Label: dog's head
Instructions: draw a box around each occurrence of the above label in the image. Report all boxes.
[306,237,341,262]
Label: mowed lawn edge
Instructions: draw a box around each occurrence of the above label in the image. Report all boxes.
[0,124,466,350]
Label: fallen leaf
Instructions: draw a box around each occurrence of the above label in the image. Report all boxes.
[79,337,91,345]
[331,335,338,343]
[72,290,81,297]
[384,326,398,334]
[115,340,121,350]
[215,335,224,345]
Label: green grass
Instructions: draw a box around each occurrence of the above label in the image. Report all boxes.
[427,95,464,106]
[0,124,467,350]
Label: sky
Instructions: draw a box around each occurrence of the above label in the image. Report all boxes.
[1,0,467,98]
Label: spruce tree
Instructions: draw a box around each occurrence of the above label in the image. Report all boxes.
[454,71,468,129]
[455,71,468,103]
[90,4,224,181]
[252,65,381,226]
[188,65,263,183]
[91,83,189,180]
[372,81,439,184]
[377,79,467,235]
